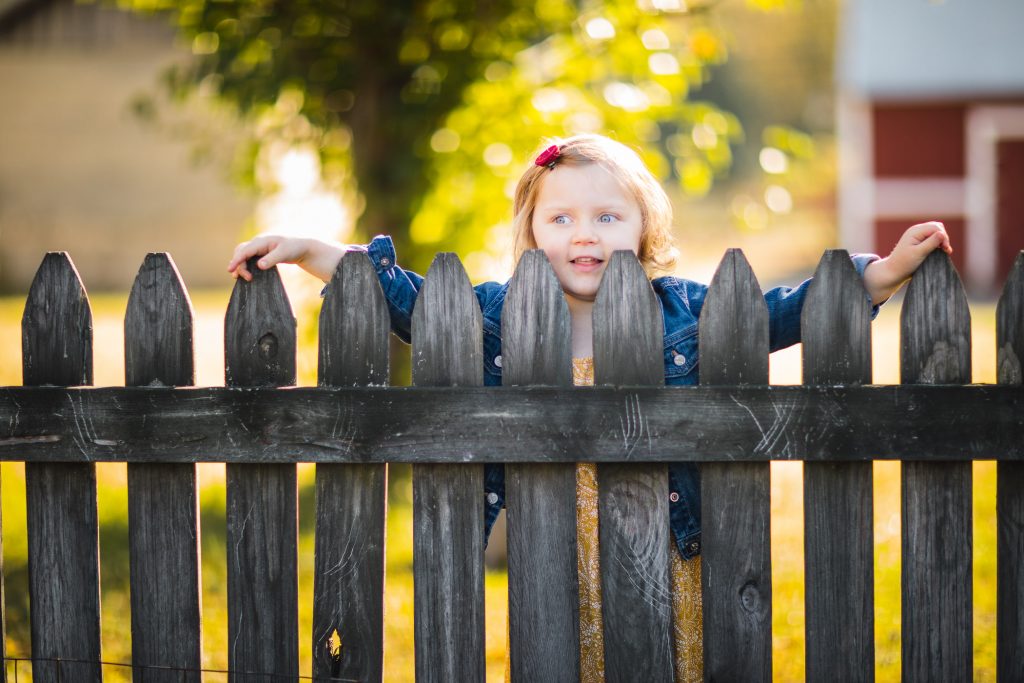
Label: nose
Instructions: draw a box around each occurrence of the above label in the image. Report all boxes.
[571,219,598,244]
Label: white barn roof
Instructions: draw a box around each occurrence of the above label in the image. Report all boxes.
[839,0,1024,100]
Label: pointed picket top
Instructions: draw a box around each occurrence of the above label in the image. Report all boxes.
[802,249,872,385]
[997,251,1024,385]
[125,253,195,387]
[319,251,390,387]
[502,249,572,386]
[699,248,768,386]
[225,257,296,387]
[593,250,663,386]
[900,250,971,385]
[411,252,482,387]
[22,252,93,386]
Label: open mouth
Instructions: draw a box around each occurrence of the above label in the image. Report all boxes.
[570,257,604,265]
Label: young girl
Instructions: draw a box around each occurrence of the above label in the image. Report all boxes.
[228,133,952,682]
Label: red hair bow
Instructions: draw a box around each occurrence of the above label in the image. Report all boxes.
[534,145,560,169]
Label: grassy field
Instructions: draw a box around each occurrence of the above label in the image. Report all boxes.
[0,288,1000,681]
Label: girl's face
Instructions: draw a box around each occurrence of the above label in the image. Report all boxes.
[531,163,643,305]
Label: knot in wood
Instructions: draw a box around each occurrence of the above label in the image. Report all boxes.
[739,581,761,613]
[258,333,278,360]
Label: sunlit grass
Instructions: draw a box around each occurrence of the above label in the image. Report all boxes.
[0,291,1001,681]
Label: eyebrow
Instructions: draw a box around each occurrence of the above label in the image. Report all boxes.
[535,203,631,212]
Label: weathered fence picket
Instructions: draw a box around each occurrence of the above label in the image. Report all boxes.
[312,251,390,683]
[997,251,1024,682]
[801,250,874,682]
[411,253,485,682]
[699,249,772,681]
[224,258,299,682]
[593,250,674,682]
[124,253,202,683]
[2,247,1023,682]
[22,252,102,683]
[901,250,974,681]
[503,250,580,682]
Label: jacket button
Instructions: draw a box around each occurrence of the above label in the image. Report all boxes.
[688,541,700,554]
[486,492,499,505]
[672,353,686,366]
[494,354,503,368]
[379,257,391,267]
[669,491,680,503]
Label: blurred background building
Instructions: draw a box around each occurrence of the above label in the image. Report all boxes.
[0,0,252,293]
[838,0,1024,296]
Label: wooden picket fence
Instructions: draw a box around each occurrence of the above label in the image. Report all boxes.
[0,247,1023,682]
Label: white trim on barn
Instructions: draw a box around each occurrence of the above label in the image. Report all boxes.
[837,95,875,255]
[966,105,1024,294]
[873,179,967,218]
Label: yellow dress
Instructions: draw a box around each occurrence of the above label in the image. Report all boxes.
[573,357,703,683]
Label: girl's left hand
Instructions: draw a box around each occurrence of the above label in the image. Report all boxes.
[887,221,953,278]
[863,221,954,305]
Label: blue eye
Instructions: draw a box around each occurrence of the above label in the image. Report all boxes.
[598,213,618,223]
[554,215,571,225]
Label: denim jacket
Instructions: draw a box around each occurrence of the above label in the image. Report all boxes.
[355,235,880,560]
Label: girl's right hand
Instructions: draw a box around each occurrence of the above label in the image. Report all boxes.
[228,235,345,283]
[228,235,308,281]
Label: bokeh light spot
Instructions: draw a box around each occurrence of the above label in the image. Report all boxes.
[759,147,788,174]
[641,29,670,50]
[585,18,616,40]
[484,143,513,167]
[649,53,680,75]
[532,87,569,113]
[431,128,461,153]
[765,185,793,214]
[192,32,219,55]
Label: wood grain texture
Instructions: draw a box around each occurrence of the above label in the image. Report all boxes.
[800,250,874,683]
[125,253,195,388]
[22,252,101,682]
[698,249,772,682]
[593,251,673,682]
[313,252,389,682]
[3,385,1024,464]
[900,250,972,682]
[997,251,1024,682]
[225,259,298,682]
[125,253,202,683]
[317,252,390,389]
[502,250,579,682]
[410,253,485,683]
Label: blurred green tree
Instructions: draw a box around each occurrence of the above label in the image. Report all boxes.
[124,0,785,274]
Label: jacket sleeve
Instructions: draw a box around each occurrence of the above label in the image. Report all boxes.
[764,253,881,351]
[356,236,423,344]
[338,235,502,344]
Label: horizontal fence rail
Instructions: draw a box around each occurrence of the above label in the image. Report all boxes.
[0,247,1022,683]
[1,385,1023,463]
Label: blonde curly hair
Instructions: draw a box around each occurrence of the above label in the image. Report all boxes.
[512,134,678,276]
